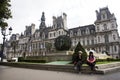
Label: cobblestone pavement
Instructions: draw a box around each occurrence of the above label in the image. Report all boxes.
[0,65,120,80]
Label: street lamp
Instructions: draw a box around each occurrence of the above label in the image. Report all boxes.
[1,27,12,62]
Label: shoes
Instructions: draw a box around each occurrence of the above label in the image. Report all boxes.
[95,66,98,69]
[79,72,81,74]
[74,66,77,70]
[75,70,82,74]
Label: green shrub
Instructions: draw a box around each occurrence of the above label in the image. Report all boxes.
[72,42,87,63]
[18,57,24,62]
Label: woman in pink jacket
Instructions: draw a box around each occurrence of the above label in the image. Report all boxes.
[87,51,96,71]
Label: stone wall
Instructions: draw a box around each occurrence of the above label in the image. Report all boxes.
[26,55,72,62]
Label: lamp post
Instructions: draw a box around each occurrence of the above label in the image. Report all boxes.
[1,27,12,62]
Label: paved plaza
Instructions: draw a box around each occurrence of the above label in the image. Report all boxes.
[0,65,120,80]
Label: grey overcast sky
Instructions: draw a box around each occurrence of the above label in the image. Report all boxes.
[0,0,120,43]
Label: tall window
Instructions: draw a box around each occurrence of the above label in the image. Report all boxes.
[98,36,100,42]
[113,35,116,40]
[103,24,107,30]
[36,43,38,49]
[83,39,85,45]
[54,32,55,37]
[114,46,117,52]
[99,47,101,52]
[87,39,89,45]
[91,39,94,45]
[50,33,52,37]
[104,34,109,43]
[39,43,41,49]
[111,23,114,28]
[97,26,99,31]
[33,43,35,49]
[59,31,60,35]
[106,45,109,52]
[42,33,45,39]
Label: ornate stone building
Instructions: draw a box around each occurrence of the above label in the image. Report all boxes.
[6,7,120,58]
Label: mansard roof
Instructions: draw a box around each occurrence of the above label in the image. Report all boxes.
[69,24,95,31]
[96,7,113,21]
[40,27,52,38]
[68,24,95,35]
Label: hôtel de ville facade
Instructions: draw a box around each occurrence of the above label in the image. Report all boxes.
[6,7,120,58]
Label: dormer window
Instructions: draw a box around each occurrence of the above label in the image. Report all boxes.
[102,14,105,19]
[91,30,94,34]
[86,28,89,34]
[77,29,81,36]
[74,32,77,36]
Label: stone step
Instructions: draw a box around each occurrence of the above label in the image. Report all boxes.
[97,66,120,74]
[0,62,103,74]
[97,62,120,69]
[1,62,120,74]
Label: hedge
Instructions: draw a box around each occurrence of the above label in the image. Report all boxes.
[18,57,46,63]
[96,58,120,62]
